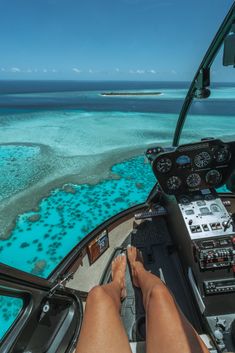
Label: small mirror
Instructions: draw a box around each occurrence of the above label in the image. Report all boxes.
[194,68,210,99]
[223,24,235,66]
[194,87,211,99]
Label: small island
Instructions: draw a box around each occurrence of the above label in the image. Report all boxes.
[101,91,162,96]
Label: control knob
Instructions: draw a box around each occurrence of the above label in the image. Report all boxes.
[213,329,223,341]
[213,317,226,348]
[216,317,227,331]
[222,220,231,231]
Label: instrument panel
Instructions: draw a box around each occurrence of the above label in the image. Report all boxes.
[151,139,235,195]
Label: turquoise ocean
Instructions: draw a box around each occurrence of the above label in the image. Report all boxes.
[0,81,235,338]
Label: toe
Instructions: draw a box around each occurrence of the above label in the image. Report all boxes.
[127,245,136,262]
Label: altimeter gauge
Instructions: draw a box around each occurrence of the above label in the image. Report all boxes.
[167,176,181,191]
[205,169,222,186]
[214,147,230,164]
[186,173,201,188]
[194,151,211,168]
[156,158,172,173]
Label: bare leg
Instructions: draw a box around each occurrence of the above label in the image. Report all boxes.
[127,246,210,353]
[76,254,132,353]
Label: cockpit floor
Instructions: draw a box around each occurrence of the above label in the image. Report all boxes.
[100,217,202,341]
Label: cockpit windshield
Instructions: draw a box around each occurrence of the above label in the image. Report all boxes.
[0,1,234,280]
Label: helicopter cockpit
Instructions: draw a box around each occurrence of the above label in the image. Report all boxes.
[1,2,235,353]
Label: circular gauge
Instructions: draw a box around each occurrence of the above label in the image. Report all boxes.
[210,203,221,213]
[205,169,222,186]
[186,173,201,188]
[214,147,230,164]
[156,158,172,173]
[194,151,211,168]
[167,176,181,191]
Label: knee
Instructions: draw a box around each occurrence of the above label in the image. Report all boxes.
[87,285,113,308]
[147,284,169,306]
[87,285,105,302]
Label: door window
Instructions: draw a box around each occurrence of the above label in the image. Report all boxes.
[0,295,23,340]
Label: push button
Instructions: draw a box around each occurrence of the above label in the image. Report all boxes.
[210,223,217,230]
[202,224,209,231]
[216,223,222,230]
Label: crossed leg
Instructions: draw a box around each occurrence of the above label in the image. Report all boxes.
[76,253,132,353]
[127,246,210,353]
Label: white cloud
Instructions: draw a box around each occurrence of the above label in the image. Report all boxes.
[149,69,156,74]
[171,69,177,75]
[129,69,145,74]
[72,68,81,73]
[1,68,6,72]
[88,69,93,74]
[7,67,57,74]
[10,67,21,73]
[115,68,120,72]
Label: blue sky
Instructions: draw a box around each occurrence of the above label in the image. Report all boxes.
[0,0,234,80]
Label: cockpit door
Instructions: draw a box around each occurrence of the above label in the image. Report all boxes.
[0,263,83,353]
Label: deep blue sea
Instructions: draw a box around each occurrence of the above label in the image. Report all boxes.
[1,80,235,115]
[0,80,234,339]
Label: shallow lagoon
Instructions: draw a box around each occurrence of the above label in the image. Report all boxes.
[0,155,156,277]
[0,145,42,200]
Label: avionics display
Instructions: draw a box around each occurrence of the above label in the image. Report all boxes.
[176,155,191,167]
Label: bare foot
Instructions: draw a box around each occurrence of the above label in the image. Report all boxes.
[111,253,127,300]
[127,245,144,287]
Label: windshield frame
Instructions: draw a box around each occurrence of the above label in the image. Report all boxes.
[172,2,235,147]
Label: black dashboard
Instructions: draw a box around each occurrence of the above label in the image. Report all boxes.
[149,139,235,195]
